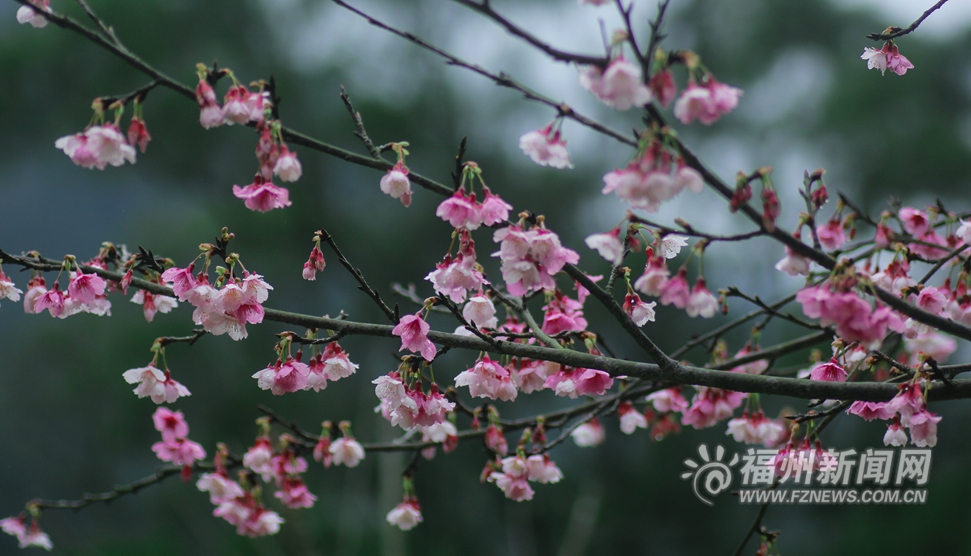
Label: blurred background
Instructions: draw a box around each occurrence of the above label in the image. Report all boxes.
[2,0,971,554]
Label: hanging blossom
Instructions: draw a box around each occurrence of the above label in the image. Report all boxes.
[571,418,606,447]
[618,401,648,434]
[426,230,486,303]
[0,269,24,309]
[195,67,224,129]
[602,140,703,212]
[379,143,414,207]
[0,514,53,550]
[387,495,423,531]
[151,407,206,475]
[24,262,113,319]
[519,121,573,169]
[306,341,359,392]
[122,360,191,404]
[16,0,51,28]
[795,266,906,346]
[232,174,292,213]
[673,75,743,125]
[585,227,625,265]
[726,411,787,447]
[541,289,588,335]
[682,386,747,429]
[455,354,518,402]
[544,365,613,399]
[392,310,437,361]
[462,291,498,329]
[161,259,272,341]
[623,292,657,326]
[488,453,563,502]
[330,422,366,467]
[55,123,137,170]
[374,374,455,431]
[579,57,653,111]
[861,41,913,76]
[492,219,579,296]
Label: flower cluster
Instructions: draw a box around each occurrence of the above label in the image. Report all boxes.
[488,453,563,501]
[0,514,53,551]
[373,371,456,431]
[55,123,139,170]
[861,42,914,76]
[161,260,271,341]
[847,380,942,447]
[24,265,112,319]
[519,122,573,169]
[673,79,743,125]
[602,140,703,212]
[492,221,579,296]
[425,230,486,304]
[151,407,206,470]
[122,361,191,404]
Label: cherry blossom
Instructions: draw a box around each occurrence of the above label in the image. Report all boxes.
[673,79,743,125]
[16,0,50,28]
[646,387,689,414]
[907,409,941,447]
[634,255,670,297]
[883,419,908,447]
[862,42,913,76]
[686,278,718,318]
[478,187,513,225]
[585,228,625,265]
[492,224,579,296]
[519,123,573,169]
[436,188,481,230]
[253,356,310,395]
[618,401,648,434]
[725,411,787,447]
[222,85,264,125]
[232,175,291,212]
[55,124,137,170]
[272,146,302,182]
[303,245,326,280]
[386,497,423,531]
[649,69,678,108]
[329,437,366,467]
[623,292,657,326]
[122,363,191,404]
[0,271,23,307]
[809,358,847,382]
[682,386,746,429]
[392,311,437,361]
[580,58,653,111]
[659,269,691,308]
[570,419,605,447]
[380,161,412,207]
[525,454,563,484]
[454,355,517,401]
[462,292,497,329]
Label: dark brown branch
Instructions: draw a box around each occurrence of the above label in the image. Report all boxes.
[866,0,950,40]
[317,227,398,324]
[450,0,607,66]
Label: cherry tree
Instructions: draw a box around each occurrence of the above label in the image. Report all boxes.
[0,0,964,553]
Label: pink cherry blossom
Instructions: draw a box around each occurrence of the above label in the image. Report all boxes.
[526,454,563,483]
[436,188,481,229]
[302,245,326,280]
[846,400,894,421]
[623,293,657,326]
[583,58,653,111]
[492,225,579,296]
[272,146,302,182]
[329,437,366,467]
[0,271,23,307]
[816,219,846,250]
[16,0,51,28]
[123,363,191,404]
[392,311,437,361]
[863,43,913,76]
[726,411,787,447]
[197,473,245,505]
[321,342,358,382]
[455,355,516,401]
[883,419,908,447]
[127,117,151,153]
[519,124,573,169]
[907,409,941,447]
[0,514,27,543]
[152,437,206,466]
[659,268,691,308]
[681,386,747,429]
[646,387,689,413]
[478,187,513,225]
[809,358,847,382]
[686,278,718,318]
[380,161,413,207]
[673,79,743,125]
[33,282,65,317]
[273,477,316,509]
[232,175,292,212]
[775,245,811,276]
[618,401,648,434]
[634,256,670,297]
[570,418,605,447]
[649,69,678,108]
[386,497,423,530]
[67,269,106,305]
[463,292,497,329]
[243,437,274,478]
[584,228,624,265]
[898,207,929,237]
[253,357,310,395]
[222,85,264,125]
[19,521,53,550]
